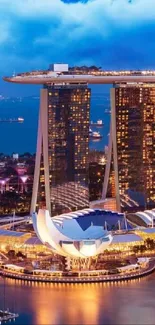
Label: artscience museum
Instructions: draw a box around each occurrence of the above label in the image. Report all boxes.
[32,208,127,258]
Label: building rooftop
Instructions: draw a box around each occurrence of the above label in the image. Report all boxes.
[139,228,155,234]
[0,229,28,237]
[4,65,155,85]
[52,208,128,232]
[24,237,42,245]
[112,233,143,243]
[4,75,155,85]
[127,209,155,227]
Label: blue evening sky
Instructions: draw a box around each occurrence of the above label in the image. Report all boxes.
[0,0,155,96]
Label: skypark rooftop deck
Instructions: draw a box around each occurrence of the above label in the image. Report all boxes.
[3,65,155,85]
[4,74,155,85]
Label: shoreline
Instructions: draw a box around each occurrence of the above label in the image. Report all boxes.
[0,260,155,284]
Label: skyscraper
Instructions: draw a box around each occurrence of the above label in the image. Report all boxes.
[31,82,90,216]
[4,66,155,214]
[103,83,155,212]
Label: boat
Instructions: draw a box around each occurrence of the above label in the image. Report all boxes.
[105,109,111,114]
[0,277,19,324]
[0,117,24,123]
[17,117,24,123]
[0,310,19,324]
[89,127,93,135]
[90,119,104,127]
[89,131,103,140]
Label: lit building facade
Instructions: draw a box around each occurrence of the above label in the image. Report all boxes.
[32,209,113,258]
[89,162,105,201]
[4,66,155,215]
[31,83,90,216]
[103,84,155,212]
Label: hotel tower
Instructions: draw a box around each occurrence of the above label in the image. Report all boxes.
[103,83,155,212]
[30,65,91,216]
[4,65,155,214]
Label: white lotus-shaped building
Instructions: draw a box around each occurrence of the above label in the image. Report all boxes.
[32,209,113,258]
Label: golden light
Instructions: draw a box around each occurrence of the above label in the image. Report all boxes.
[100,157,106,165]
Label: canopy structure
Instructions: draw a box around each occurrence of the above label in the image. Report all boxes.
[32,209,113,258]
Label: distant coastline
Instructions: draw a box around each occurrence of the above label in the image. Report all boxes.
[0,93,110,154]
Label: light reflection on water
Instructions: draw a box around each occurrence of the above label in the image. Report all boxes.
[0,275,155,325]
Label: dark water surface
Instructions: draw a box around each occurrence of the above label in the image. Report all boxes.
[0,274,155,325]
[0,89,110,154]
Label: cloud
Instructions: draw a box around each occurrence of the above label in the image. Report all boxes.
[1,0,155,22]
[61,0,90,3]
[0,21,12,44]
[0,0,155,80]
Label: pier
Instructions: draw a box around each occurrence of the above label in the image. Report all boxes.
[0,275,19,324]
[0,310,18,324]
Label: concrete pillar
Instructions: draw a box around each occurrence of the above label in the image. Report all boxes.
[41,89,51,215]
[30,89,51,215]
[110,88,121,212]
[102,122,112,200]
[102,87,121,212]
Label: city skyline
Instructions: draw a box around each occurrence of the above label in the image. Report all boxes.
[0,2,155,325]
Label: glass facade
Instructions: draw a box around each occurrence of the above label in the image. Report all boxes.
[115,84,155,211]
[38,153,45,209]
[39,84,90,216]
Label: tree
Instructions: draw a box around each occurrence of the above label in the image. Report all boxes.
[139,245,146,253]
[8,250,16,259]
[145,238,155,250]
[16,251,26,259]
[132,245,140,254]
[19,152,32,159]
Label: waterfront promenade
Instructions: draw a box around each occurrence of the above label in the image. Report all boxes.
[0,259,155,284]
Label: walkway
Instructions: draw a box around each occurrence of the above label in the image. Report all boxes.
[0,259,155,284]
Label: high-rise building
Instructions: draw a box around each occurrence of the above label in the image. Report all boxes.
[89,162,105,201]
[103,83,155,212]
[4,66,155,214]
[31,82,90,216]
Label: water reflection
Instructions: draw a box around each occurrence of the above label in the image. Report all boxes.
[0,275,155,324]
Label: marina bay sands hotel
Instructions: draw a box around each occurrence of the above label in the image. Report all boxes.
[4,64,155,216]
